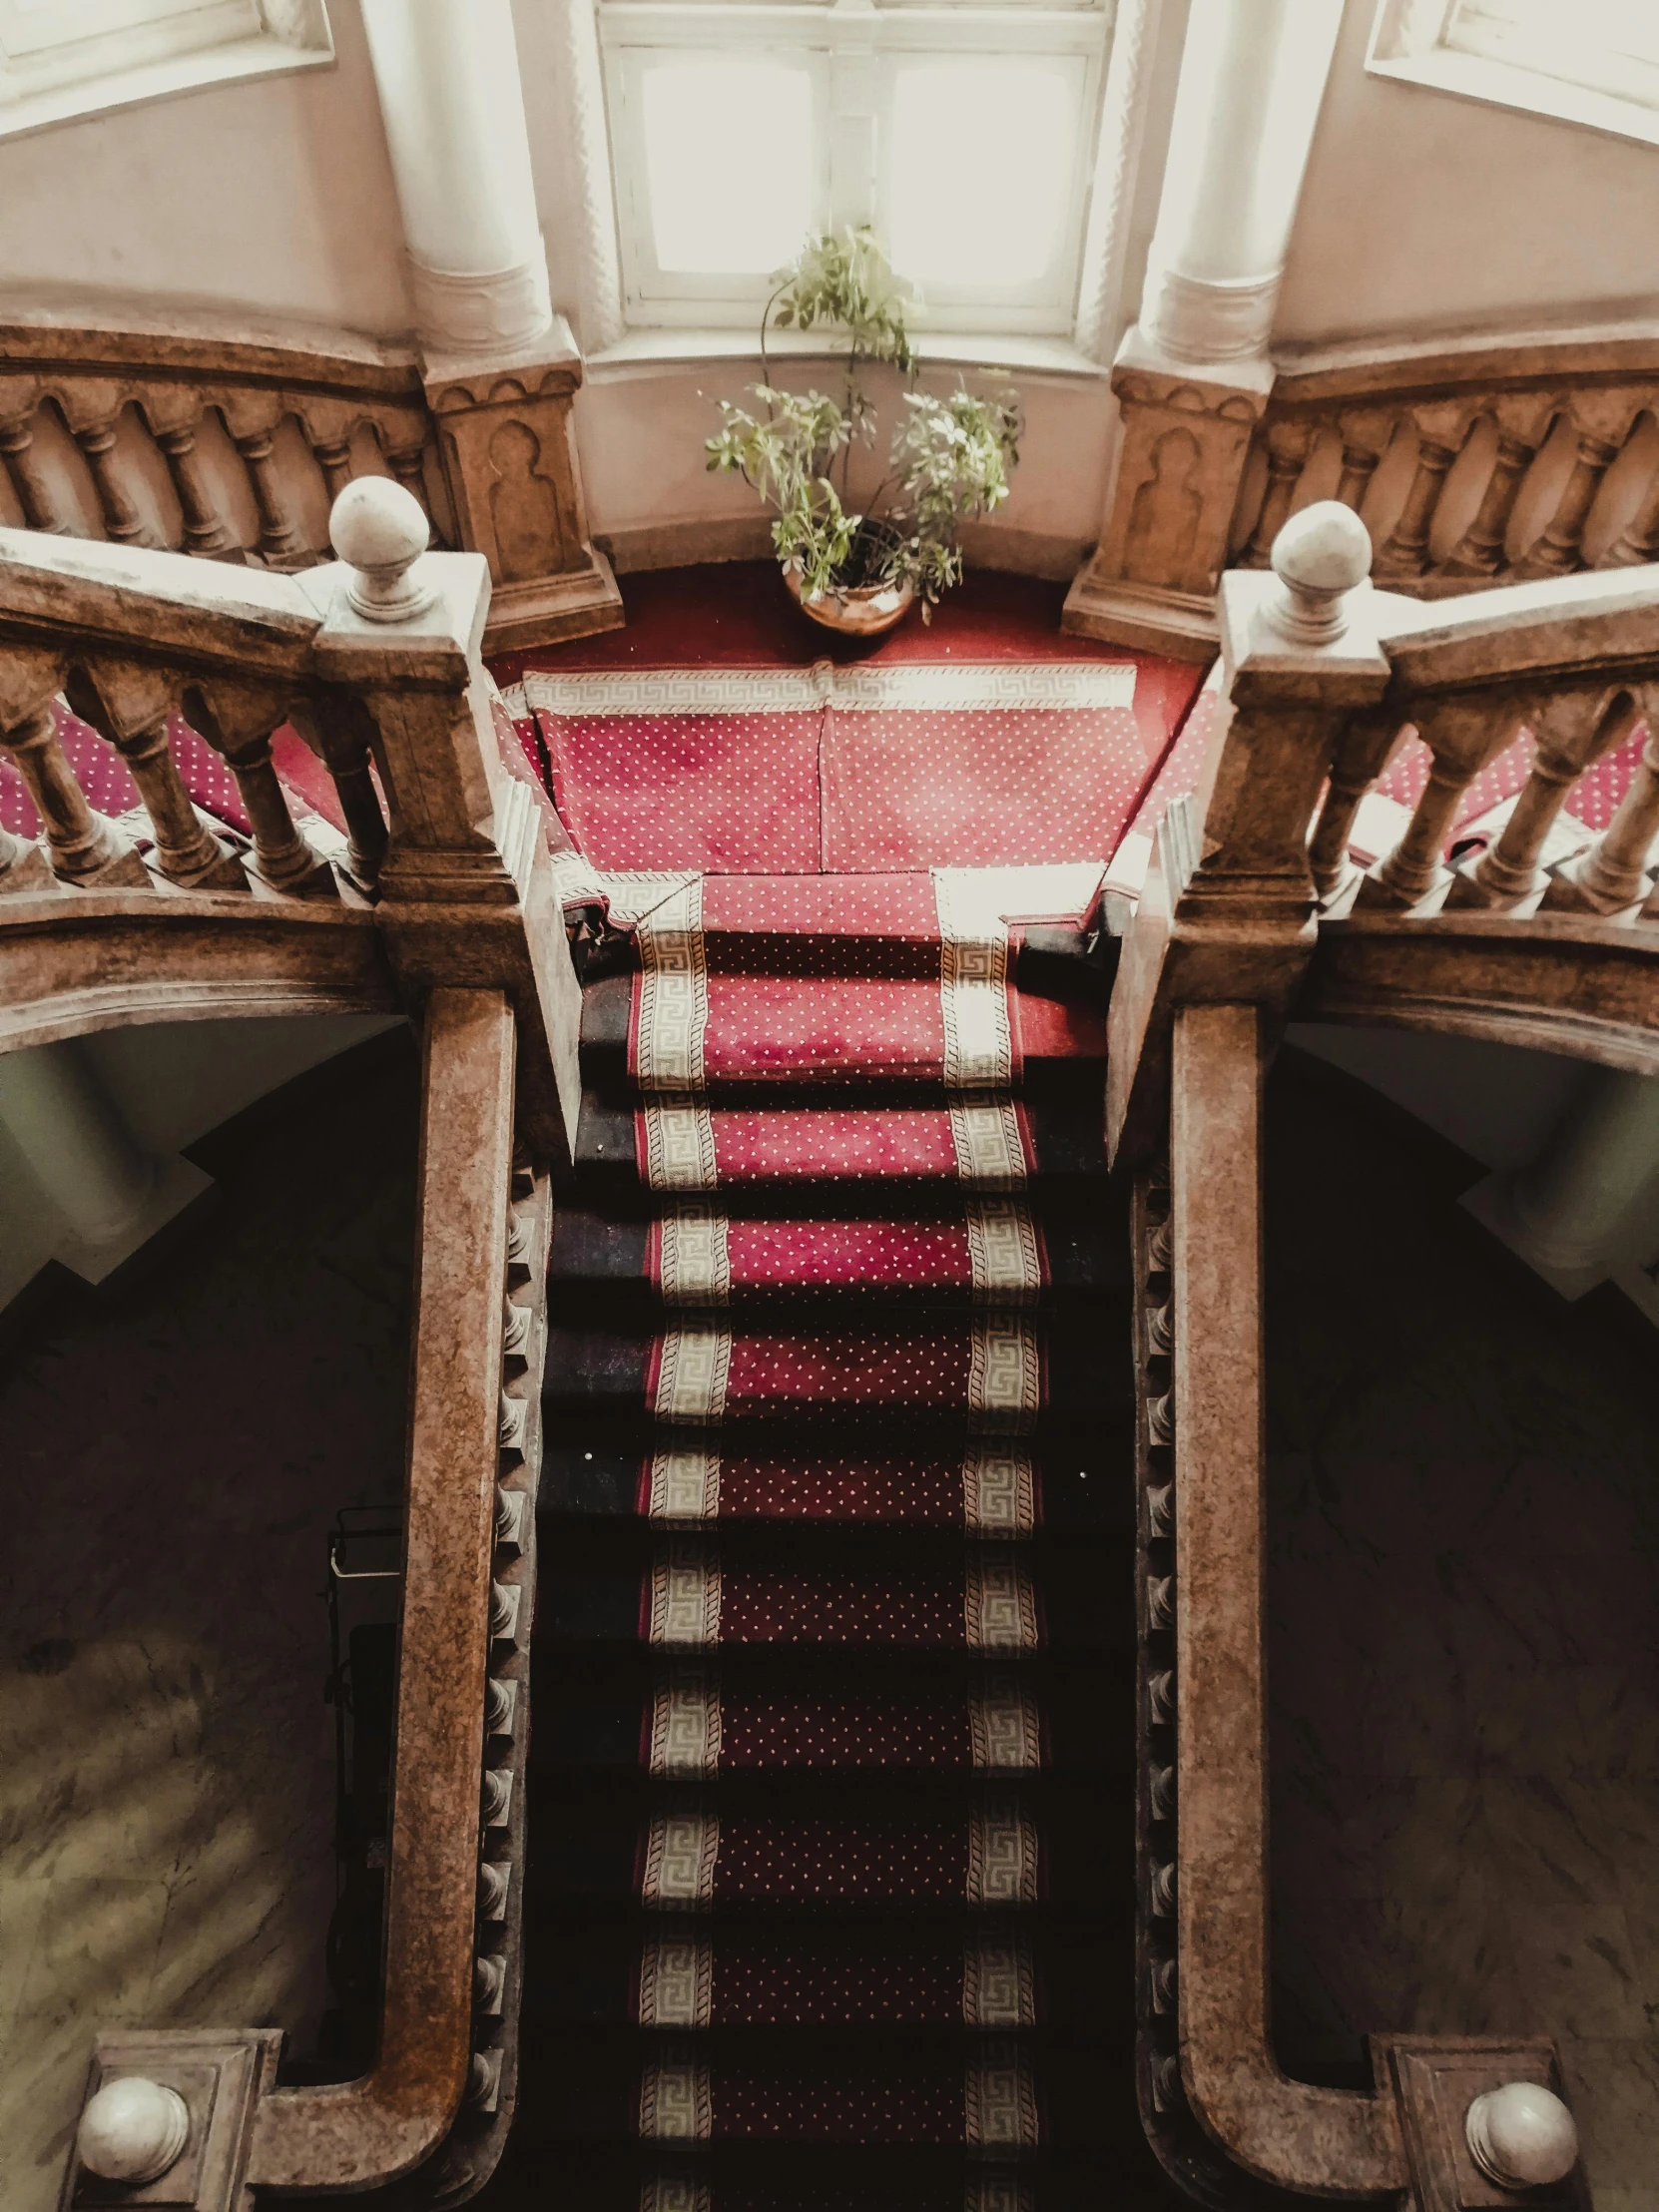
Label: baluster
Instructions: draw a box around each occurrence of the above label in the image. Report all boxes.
[1307,707,1409,899]
[1602,432,1659,568]
[0,820,51,893]
[154,419,240,558]
[2,703,148,885]
[0,407,74,534]
[1373,418,1465,579]
[232,426,309,569]
[1239,422,1312,569]
[309,435,355,504]
[1355,696,1524,911]
[183,686,333,895]
[72,414,150,545]
[387,440,438,536]
[1450,688,1640,910]
[63,673,248,891]
[1334,438,1382,513]
[289,694,389,893]
[1510,421,1624,579]
[1544,719,1659,914]
[1438,422,1546,579]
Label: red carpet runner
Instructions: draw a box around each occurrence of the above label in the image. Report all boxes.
[505,837,1170,2211]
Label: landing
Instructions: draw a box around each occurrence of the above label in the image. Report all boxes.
[490,565,1206,875]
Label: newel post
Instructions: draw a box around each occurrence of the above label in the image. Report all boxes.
[1106,502,1389,1168]
[312,480,582,1162]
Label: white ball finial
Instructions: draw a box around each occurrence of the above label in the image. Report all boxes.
[328,478,435,624]
[1465,2082,1579,2189]
[77,2076,191,2184]
[1263,500,1373,647]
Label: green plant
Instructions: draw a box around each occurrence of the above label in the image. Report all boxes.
[705,229,1022,620]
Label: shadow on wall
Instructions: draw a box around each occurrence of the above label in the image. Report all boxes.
[0,1026,418,2212]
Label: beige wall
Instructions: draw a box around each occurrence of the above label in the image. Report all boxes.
[0,0,409,334]
[1277,0,1659,346]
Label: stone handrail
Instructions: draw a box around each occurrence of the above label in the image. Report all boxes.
[0,304,621,652]
[1112,505,1632,2204]
[1236,324,1659,595]
[4,490,567,2206]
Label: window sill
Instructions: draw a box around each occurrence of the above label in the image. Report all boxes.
[0,28,334,144]
[586,326,1109,383]
[1367,44,1659,153]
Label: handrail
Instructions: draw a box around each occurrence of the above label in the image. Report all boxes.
[5,493,573,2204]
[249,986,515,2191]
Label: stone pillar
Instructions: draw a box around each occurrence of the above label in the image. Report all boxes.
[1463,1066,1659,1313]
[357,0,624,645]
[0,1039,212,1285]
[1064,0,1345,656]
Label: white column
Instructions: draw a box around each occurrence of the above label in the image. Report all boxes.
[1464,1066,1659,1307]
[0,1040,211,1284]
[358,0,553,355]
[1140,0,1345,366]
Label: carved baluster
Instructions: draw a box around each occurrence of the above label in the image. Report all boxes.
[233,426,309,569]
[387,441,438,535]
[1602,435,1659,568]
[1373,418,1465,579]
[1438,423,1546,580]
[1238,421,1311,569]
[309,435,356,504]
[1545,717,1659,914]
[2,704,148,885]
[289,694,389,893]
[183,685,333,896]
[154,420,240,558]
[1355,696,1525,912]
[63,672,248,891]
[72,414,151,545]
[1333,439,1382,513]
[1511,421,1624,579]
[1307,707,1409,900]
[0,407,74,534]
[1450,688,1640,910]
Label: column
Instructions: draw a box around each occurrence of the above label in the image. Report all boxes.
[358,0,552,356]
[357,0,624,645]
[0,1040,212,1286]
[1463,1067,1659,1314]
[1064,0,1345,656]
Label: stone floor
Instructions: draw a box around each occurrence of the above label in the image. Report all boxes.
[1267,1046,1659,2211]
[0,1025,416,2212]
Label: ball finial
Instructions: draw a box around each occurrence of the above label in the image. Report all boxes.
[1263,500,1373,646]
[328,477,435,624]
[1465,2082,1579,2189]
[77,2076,191,2185]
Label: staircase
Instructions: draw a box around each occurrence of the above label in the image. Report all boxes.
[504,867,1165,2209]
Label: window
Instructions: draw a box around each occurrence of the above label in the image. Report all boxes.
[0,0,331,139]
[1370,0,1659,146]
[599,0,1114,333]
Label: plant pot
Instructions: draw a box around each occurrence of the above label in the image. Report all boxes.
[784,564,915,638]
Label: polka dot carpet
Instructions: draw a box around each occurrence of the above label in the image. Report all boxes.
[517,745,1147,2205]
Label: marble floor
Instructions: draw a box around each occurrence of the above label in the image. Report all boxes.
[0,1025,416,2212]
[1267,1046,1659,2211]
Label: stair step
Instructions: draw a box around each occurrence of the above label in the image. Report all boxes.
[573,1093,1109,1190]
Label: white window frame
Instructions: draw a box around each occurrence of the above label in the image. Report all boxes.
[599,0,1115,336]
[0,0,331,141]
[1369,0,1659,151]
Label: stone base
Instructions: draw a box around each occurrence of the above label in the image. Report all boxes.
[482,547,625,655]
[55,1153,215,1287]
[1061,567,1220,660]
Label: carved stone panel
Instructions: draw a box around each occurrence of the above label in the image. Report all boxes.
[1378,2037,1588,2212]
[61,2028,280,2212]
[422,321,623,653]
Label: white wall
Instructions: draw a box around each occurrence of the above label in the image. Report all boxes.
[1276,0,1659,347]
[0,0,410,334]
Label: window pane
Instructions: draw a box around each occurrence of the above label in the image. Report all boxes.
[887,61,1076,290]
[641,59,814,275]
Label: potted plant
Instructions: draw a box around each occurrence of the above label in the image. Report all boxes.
[706,230,1022,633]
